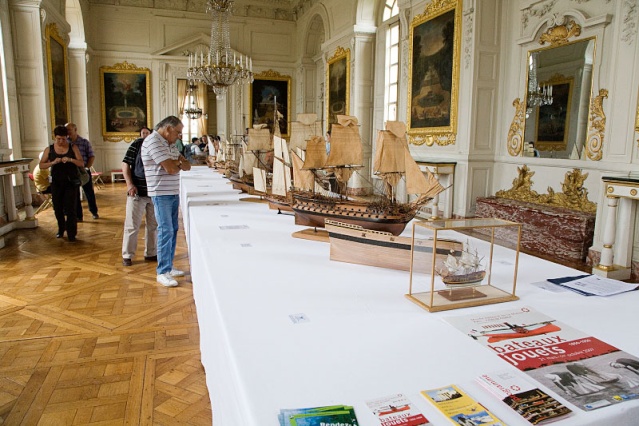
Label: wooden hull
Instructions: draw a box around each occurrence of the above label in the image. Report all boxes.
[292,193,417,236]
[266,195,293,212]
[326,220,463,273]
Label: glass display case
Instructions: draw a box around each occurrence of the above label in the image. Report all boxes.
[406,218,521,312]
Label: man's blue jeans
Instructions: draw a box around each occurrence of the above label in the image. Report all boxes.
[152,195,179,275]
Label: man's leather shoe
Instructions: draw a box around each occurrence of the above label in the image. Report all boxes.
[144,255,157,261]
[122,258,132,266]
[56,232,63,238]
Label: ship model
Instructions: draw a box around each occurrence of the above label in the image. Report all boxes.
[229,124,272,194]
[326,219,463,273]
[291,117,445,236]
[438,241,486,286]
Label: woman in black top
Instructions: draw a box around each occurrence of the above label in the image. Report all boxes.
[39,125,84,241]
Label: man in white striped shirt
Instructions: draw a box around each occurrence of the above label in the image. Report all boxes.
[141,116,191,287]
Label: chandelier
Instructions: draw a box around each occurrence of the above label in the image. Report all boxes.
[187,0,253,96]
[526,52,553,116]
[184,81,203,120]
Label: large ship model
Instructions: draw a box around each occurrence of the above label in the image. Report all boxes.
[291,117,445,236]
[263,113,322,211]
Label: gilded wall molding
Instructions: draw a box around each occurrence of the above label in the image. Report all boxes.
[585,88,608,161]
[507,98,526,156]
[254,69,290,79]
[407,133,456,146]
[496,165,596,213]
[539,19,582,46]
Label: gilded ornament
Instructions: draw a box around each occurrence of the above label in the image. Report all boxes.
[507,98,525,156]
[328,46,350,63]
[255,69,289,79]
[109,61,149,71]
[496,165,596,214]
[632,189,638,196]
[407,133,455,146]
[413,0,457,22]
[585,89,608,161]
[607,186,614,193]
[539,20,582,46]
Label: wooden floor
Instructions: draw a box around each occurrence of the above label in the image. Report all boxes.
[0,184,212,425]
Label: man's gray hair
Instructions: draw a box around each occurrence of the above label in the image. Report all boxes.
[155,115,182,131]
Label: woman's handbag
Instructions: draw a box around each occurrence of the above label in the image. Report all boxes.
[78,166,90,186]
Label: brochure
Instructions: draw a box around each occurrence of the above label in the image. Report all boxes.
[421,384,504,425]
[547,274,639,296]
[477,370,572,424]
[366,393,429,426]
[278,405,359,426]
[444,306,639,410]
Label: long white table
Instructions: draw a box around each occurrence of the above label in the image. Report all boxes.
[180,167,639,426]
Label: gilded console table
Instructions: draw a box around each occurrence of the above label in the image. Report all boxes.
[594,175,639,280]
[416,160,456,219]
[0,159,36,248]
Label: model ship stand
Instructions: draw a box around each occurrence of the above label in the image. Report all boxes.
[406,218,521,313]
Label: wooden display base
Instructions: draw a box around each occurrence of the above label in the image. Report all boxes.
[405,285,519,313]
[292,228,329,242]
[437,287,487,301]
[239,197,268,204]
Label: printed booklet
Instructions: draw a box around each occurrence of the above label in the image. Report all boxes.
[278,405,359,426]
[444,306,639,410]
[421,384,504,425]
[477,370,572,424]
[365,393,429,425]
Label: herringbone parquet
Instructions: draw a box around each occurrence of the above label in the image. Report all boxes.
[0,183,212,425]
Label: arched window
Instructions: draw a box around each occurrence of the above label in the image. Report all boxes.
[383,0,399,122]
[383,0,399,22]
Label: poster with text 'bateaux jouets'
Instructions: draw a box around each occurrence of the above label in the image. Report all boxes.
[444,306,639,411]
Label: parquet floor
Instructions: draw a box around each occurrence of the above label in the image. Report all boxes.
[0,184,212,425]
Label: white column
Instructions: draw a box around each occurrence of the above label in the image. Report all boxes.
[593,196,631,280]
[21,169,35,220]
[217,93,227,141]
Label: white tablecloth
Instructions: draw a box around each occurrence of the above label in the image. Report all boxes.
[180,168,639,426]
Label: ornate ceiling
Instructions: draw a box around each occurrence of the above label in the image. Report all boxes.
[86,0,320,21]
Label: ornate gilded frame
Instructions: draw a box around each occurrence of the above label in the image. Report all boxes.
[407,0,462,146]
[509,19,606,160]
[100,61,151,142]
[535,75,574,151]
[45,23,71,129]
[249,70,292,138]
[326,47,350,129]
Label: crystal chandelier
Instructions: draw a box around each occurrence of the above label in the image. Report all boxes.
[527,52,553,116]
[184,81,203,120]
[187,0,253,96]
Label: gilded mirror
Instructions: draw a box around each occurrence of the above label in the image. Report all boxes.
[523,37,595,159]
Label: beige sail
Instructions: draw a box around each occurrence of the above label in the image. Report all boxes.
[289,113,322,153]
[272,135,292,196]
[247,125,272,152]
[302,136,328,170]
[292,151,314,191]
[373,130,406,189]
[326,115,362,168]
[253,167,267,193]
[239,144,257,177]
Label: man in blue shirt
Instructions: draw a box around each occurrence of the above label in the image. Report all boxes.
[66,123,99,220]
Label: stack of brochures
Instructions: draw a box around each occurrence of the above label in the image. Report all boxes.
[477,370,572,424]
[278,405,359,426]
[547,274,639,296]
[366,393,430,425]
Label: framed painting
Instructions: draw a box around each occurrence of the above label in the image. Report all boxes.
[326,47,350,129]
[100,61,151,142]
[407,0,462,145]
[46,24,70,129]
[535,77,574,151]
[249,70,291,138]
